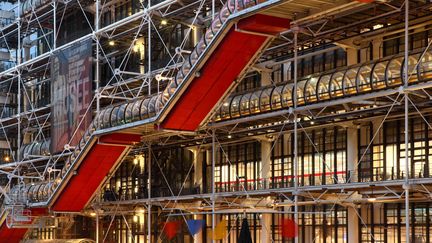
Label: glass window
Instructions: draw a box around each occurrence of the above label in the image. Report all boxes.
[270,86,283,110]
[110,106,120,127]
[386,56,404,87]
[357,63,373,92]
[343,68,358,95]
[317,74,331,100]
[371,60,388,90]
[103,107,113,128]
[117,104,127,125]
[281,84,293,107]
[250,91,260,114]
[403,54,420,84]
[230,95,241,118]
[140,99,150,119]
[147,96,157,117]
[419,51,432,82]
[330,71,344,98]
[259,87,273,111]
[220,100,231,120]
[131,100,142,122]
[304,76,318,103]
[240,93,251,116]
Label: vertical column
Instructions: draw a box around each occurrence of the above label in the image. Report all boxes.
[260,139,272,189]
[372,38,383,60]
[194,214,204,243]
[260,214,272,243]
[347,207,359,243]
[189,146,203,193]
[147,145,152,243]
[261,71,272,86]
[346,47,358,66]
[347,125,358,183]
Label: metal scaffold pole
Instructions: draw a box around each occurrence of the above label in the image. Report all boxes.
[96,211,99,243]
[95,0,100,116]
[293,27,299,243]
[211,128,216,243]
[404,0,410,242]
[148,0,152,96]
[17,0,21,161]
[147,144,152,243]
[53,0,56,49]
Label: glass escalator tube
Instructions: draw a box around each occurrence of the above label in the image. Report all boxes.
[240,93,252,117]
[270,85,283,110]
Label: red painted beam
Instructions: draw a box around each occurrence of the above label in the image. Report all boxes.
[160,14,290,131]
[53,133,140,212]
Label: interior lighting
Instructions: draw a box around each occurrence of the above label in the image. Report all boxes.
[4,156,10,162]
[161,19,168,25]
[109,40,115,46]
[133,157,138,165]
[227,135,232,139]
[90,212,96,217]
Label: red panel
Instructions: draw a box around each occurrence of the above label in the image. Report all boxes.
[0,223,27,243]
[161,14,290,131]
[237,14,291,35]
[99,133,141,145]
[0,209,47,243]
[53,144,127,212]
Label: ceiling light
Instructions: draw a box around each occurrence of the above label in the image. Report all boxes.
[161,19,168,25]
[109,40,115,46]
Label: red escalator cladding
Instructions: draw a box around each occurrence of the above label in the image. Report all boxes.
[237,14,292,35]
[160,14,290,131]
[0,224,27,243]
[53,133,140,212]
[0,208,47,243]
[99,133,142,145]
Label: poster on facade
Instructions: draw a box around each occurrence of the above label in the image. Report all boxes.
[51,39,92,153]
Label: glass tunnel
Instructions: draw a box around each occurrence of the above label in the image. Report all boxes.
[90,48,432,128]
[216,49,432,121]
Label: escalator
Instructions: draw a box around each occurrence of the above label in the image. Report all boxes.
[0,0,291,241]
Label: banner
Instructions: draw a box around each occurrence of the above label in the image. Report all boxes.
[238,218,252,243]
[212,219,227,240]
[51,39,92,153]
[186,219,205,236]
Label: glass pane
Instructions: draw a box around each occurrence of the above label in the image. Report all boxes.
[131,100,141,122]
[344,68,357,95]
[260,87,273,111]
[317,75,331,100]
[357,64,373,93]
[304,76,318,103]
[371,61,388,90]
[419,51,432,82]
[140,99,150,119]
[220,100,231,120]
[240,93,251,116]
[330,72,344,98]
[250,91,260,114]
[271,86,283,110]
[230,95,241,118]
[281,84,293,107]
[386,56,404,86]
